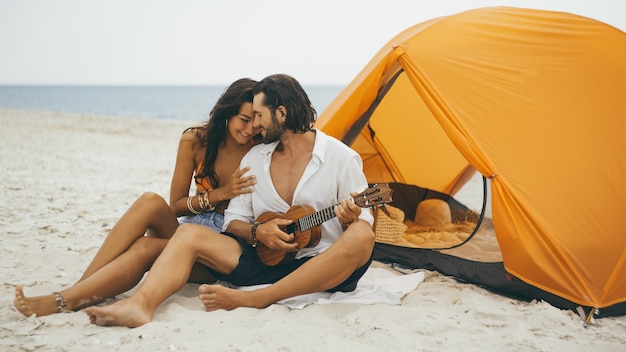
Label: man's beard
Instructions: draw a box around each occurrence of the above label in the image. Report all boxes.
[261,112,285,144]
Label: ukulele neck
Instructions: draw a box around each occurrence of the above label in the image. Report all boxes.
[288,184,392,233]
[297,205,338,232]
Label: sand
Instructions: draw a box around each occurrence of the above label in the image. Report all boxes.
[1,108,625,351]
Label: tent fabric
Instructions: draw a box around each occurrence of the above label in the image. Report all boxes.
[371,182,626,318]
[315,7,626,313]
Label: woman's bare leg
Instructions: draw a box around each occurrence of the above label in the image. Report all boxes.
[78,192,179,281]
[15,236,169,317]
[84,224,241,327]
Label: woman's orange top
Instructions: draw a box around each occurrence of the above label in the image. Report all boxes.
[194,160,213,193]
[193,138,256,194]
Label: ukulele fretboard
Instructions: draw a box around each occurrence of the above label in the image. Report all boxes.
[297,205,337,232]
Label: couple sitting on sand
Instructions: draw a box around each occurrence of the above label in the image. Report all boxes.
[14,74,376,328]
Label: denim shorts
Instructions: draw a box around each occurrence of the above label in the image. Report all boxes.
[178,211,224,233]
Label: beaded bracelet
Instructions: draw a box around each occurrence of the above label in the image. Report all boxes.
[187,196,202,215]
[250,221,261,247]
[203,190,216,212]
[198,192,207,211]
[54,291,70,313]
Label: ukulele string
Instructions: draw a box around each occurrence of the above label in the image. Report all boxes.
[292,185,388,233]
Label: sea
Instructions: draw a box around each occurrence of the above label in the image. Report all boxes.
[0,85,487,212]
[0,85,345,121]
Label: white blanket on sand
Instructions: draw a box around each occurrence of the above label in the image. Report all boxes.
[237,267,425,309]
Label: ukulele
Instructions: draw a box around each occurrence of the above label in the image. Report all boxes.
[255,184,393,266]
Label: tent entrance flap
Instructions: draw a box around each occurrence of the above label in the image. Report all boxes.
[343,69,404,146]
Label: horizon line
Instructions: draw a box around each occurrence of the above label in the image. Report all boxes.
[0,83,348,87]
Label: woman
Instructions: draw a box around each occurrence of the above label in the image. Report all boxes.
[14,78,260,317]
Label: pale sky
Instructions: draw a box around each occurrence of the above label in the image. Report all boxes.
[1,0,624,86]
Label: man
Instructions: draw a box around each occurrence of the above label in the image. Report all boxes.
[84,74,375,327]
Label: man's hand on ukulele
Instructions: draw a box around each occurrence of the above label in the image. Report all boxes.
[335,192,362,227]
[256,219,299,252]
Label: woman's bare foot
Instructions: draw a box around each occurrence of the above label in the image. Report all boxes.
[84,299,152,328]
[14,285,61,317]
[197,284,267,311]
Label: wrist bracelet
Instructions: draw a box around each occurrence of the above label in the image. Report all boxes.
[250,221,261,247]
[187,196,202,215]
[198,192,207,211]
[204,190,216,212]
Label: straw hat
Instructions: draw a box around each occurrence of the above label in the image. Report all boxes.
[414,199,452,227]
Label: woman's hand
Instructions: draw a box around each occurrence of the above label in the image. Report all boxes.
[219,166,256,201]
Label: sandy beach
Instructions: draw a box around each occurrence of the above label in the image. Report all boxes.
[1,108,625,351]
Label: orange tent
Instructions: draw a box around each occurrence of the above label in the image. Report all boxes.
[316,7,626,315]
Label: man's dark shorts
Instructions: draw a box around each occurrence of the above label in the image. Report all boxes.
[204,232,373,293]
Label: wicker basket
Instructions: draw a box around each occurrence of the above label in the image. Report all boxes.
[374,205,408,244]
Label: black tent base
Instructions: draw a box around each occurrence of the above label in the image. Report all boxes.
[373,242,626,318]
[374,182,625,318]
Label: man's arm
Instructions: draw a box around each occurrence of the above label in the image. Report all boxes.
[225,219,256,245]
[226,218,298,252]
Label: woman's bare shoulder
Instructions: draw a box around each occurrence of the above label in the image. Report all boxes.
[180,126,203,143]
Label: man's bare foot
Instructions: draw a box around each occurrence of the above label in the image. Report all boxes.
[84,299,152,328]
[14,285,61,317]
[198,284,268,311]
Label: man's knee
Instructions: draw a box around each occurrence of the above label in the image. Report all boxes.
[172,223,212,246]
[349,221,375,249]
[337,221,375,261]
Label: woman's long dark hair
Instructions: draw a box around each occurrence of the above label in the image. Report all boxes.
[194,78,257,188]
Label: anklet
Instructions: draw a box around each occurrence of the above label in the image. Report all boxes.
[53,292,70,313]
